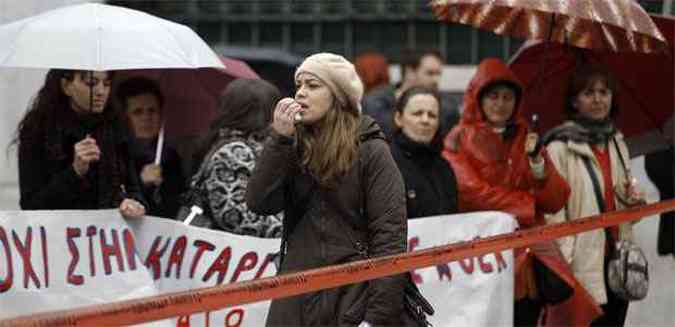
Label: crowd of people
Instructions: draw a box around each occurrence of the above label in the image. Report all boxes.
[10,46,672,327]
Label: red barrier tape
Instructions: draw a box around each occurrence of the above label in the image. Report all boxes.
[3,199,675,326]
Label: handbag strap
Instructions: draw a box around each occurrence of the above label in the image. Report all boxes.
[611,138,630,178]
[580,153,618,251]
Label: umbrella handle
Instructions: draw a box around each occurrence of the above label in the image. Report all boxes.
[528,114,542,158]
[154,123,165,166]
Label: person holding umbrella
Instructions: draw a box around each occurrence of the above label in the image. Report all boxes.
[117,76,186,219]
[13,69,145,218]
[543,65,647,326]
[442,58,575,326]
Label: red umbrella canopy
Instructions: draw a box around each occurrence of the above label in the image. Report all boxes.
[509,15,674,147]
[432,0,667,53]
[116,56,260,138]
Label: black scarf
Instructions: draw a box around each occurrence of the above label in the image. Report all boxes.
[393,131,442,159]
[542,116,617,146]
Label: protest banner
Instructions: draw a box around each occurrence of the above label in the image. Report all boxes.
[0,210,515,326]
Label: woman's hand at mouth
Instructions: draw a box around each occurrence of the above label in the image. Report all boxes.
[272,97,303,137]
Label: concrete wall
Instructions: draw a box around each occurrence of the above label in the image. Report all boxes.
[0,0,97,209]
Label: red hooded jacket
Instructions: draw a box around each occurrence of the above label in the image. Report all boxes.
[444,59,600,326]
[442,58,570,227]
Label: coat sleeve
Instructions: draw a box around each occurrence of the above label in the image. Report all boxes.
[18,140,85,209]
[246,131,296,215]
[442,142,538,227]
[544,141,576,264]
[361,139,408,325]
[204,142,283,238]
[123,152,148,208]
[530,151,571,215]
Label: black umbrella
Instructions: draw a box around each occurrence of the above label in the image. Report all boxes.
[216,46,303,97]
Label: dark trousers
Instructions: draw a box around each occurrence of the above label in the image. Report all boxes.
[514,298,542,326]
[590,292,628,326]
[590,255,629,327]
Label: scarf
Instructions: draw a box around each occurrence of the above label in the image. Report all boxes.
[393,131,442,158]
[542,115,617,146]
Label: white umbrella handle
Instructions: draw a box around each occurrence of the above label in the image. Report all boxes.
[154,123,165,166]
[183,205,204,226]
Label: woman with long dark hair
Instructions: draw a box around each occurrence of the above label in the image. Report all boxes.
[14,69,145,217]
[187,78,283,238]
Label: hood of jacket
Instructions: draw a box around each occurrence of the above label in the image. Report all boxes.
[461,57,525,126]
[445,58,527,151]
[359,114,387,143]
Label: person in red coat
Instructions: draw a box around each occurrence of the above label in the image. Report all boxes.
[443,58,595,326]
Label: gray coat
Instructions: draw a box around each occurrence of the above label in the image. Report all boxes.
[246,116,409,326]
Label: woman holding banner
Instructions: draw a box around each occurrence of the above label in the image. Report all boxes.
[543,65,646,326]
[14,69,146,217]
[247,53,410,326]
[117,76,186,219]
[442,58,579,326]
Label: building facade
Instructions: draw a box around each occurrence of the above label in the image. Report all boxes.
[109,0,672,64]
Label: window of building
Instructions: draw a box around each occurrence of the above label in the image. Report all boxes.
[108,0,664,65]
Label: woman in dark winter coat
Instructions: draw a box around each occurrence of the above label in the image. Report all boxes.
[117,76,185,218]
[390,86,457,218]
[14,69,146,217]
[247,53,409,326]
[189,78,283,238]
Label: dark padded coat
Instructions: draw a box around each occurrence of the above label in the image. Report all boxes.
[247,116,409,326]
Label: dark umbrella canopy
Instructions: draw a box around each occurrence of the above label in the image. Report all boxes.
[117,56,260,138]
[216,46,303,98]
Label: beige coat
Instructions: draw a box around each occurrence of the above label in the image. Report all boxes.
[545,129,635,305]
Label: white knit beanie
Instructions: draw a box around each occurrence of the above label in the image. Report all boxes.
[295,52,364,113]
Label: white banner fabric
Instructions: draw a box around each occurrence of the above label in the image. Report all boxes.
[0,210,515,326]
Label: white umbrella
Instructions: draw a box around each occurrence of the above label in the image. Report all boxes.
[0,3,224,70]
[0,3,225,165]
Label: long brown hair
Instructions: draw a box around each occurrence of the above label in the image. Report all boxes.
[299,99,360,187]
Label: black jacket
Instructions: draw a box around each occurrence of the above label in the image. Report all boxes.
[390,131,458,218]
[645,146,674,255]
[19,111,145,210]
[130,138,185,218]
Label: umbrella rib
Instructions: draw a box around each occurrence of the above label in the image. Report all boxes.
[95,4,102,70]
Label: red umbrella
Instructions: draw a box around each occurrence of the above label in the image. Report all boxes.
[117,56,260,138]
[432,0,667,53]
[509,14,674,156]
